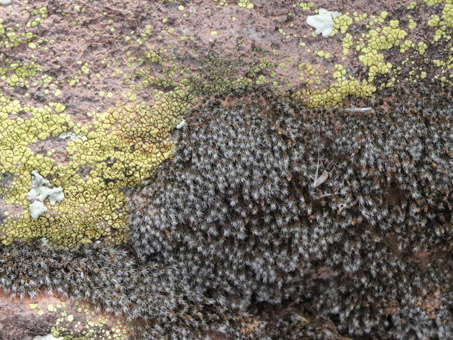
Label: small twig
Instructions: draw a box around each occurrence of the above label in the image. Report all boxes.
[312,126,324,188]
[313,147,320,187]
[313,170,329,188]
[312,126,330,188]
[344,107,372,113]
[316,192,341,199]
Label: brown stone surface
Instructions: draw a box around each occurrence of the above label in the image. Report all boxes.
[0,0,444,118]
[0,288,129,340]
[0,289,61,340]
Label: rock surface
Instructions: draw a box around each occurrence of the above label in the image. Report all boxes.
[0,0,452,339]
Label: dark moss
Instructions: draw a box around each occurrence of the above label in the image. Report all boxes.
[129,85,452,338]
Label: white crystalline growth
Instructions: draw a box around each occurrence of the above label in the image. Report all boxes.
[26,170,64,219]
[176,119,187,129]
[28,201,48,220]
[306,8,341,38]
[58,131,87,142]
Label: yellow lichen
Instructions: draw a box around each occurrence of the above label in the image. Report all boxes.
[333,14,354,35]
[407,2,417,10]
[238,0,254,9]
[293,2,315,11]
[0,76,186,247]
[424,0,443,7]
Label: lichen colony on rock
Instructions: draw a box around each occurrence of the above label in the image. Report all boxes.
[0,85,451,339]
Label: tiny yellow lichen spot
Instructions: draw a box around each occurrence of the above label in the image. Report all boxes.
[238,0,254,9]
[37,132,49,140]
[80,64,90,75]
[54,103,66,113]
[407,2,417,10]
[427,15,440,27]
[297,2,315,11]
[424,0,442,7]
[418,42,428,54]
[389,20,399,28]
[256,75,266,85]
[442,4,453,27]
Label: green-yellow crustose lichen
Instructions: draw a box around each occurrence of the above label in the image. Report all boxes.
[332,14,354,35]
[0,63,41,87]
[0,8,201,248]
[293,2,315,11]
[0,89,182,247]
[237,0,254,9]
[292,0,453,107]
[28,300,129,340]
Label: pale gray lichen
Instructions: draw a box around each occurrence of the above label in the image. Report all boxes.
[306,8,341,38]
[58,131,87,142]
[26,170,64,219]
[0,0,12,6]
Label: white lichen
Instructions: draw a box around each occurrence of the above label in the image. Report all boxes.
[306,8,341,38]
[28,201,48,219]
[26,170,64,219]
[176,119,187,129]
[58,131,88,142]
